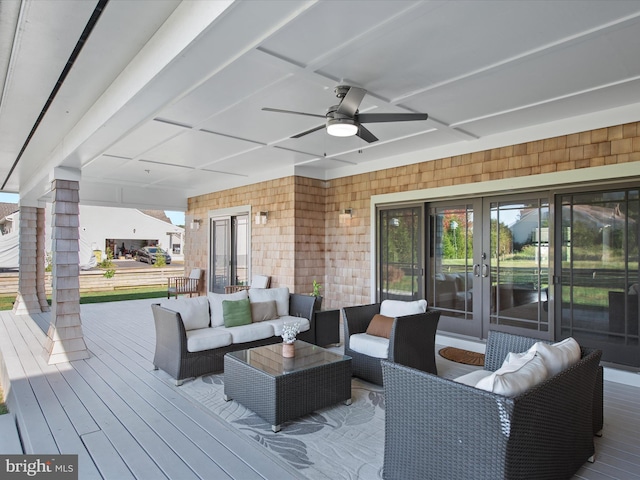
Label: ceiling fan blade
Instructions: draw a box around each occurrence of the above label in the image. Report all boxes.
[356,112,428,123]
[262,107,325,119]
[291,124,325,139]
[356,124,378,143]
[336,87,367,117]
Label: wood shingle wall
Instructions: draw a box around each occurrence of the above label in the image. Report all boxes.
[187,121,640,310]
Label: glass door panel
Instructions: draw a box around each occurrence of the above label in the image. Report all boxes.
[558,189,639,366]
[211,218,230,293]
[379,206,423,301]
[428,202,481,337]
[485,198,550,337]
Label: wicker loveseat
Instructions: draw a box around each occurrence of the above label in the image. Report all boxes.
[381,331,603,480]
[343,300,441,385]
[152,288,316,385]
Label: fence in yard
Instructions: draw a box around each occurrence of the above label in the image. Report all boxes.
[0,266,184,295]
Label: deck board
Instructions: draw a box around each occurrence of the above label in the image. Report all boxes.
[1,299,639,479]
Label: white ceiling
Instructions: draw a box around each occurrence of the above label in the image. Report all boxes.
[1,0,640,211]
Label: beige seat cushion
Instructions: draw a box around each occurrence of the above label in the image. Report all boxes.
[185,328,232,352]
[218,322,275,344]
[263,316,310,337]
[349,333,389,359]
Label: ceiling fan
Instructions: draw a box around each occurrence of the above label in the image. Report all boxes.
[262,85,428,143]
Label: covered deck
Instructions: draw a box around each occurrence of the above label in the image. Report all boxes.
[1,299,638,479]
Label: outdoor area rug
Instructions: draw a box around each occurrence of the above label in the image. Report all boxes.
[179,373,385,479]
[438,346,485,366]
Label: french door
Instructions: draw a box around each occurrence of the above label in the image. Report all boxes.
[428,194,550,339]
[209,214,249,293]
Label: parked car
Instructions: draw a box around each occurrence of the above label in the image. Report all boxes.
[136,246,171,265]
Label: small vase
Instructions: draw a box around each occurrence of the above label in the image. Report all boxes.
[282,342,295,358]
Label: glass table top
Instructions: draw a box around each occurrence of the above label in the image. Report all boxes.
[227,340,350,376]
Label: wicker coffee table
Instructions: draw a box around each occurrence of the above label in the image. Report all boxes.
[223,340,352,432]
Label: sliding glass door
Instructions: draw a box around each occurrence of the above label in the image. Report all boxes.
[484,196,550,338]
[379,185,640,367]
[558,188,639,366]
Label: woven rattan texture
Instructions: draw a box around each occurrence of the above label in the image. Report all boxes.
[342,303,440,385]
[224,345,351,428]
[151,294,316,383]
[381,340,602,480]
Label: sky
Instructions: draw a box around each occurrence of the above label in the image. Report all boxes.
[0,191,185,226]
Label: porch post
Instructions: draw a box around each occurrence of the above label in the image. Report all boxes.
[44,173,89,364]
[36,207,50,312]
[13,205,42,315]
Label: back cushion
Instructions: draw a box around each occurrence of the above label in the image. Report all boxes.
[160,296,210,331]
[532,338,581,377]
[208,290,249,327]
[476,350,548,397]
[380,299,427,318]
[248,287,290,316]
[502,337,580,378]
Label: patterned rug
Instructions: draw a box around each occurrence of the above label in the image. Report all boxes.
[439,346,485,366]
[179,373,385,479]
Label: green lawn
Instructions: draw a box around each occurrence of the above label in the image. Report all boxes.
[0,385,7,415]
[0,286,168,311]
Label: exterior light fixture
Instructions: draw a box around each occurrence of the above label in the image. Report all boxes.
[190,219,202,230]
[255,211,268,225]
[339,208,353,225]
[327,118,358,137]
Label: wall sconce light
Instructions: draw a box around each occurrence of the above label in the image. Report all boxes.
[190,219,202,230]
[255,211,268,225]
[339,208,353,226]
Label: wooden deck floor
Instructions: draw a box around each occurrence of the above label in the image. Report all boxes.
[1,298,639,479]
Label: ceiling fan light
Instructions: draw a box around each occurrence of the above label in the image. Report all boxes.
[327,118,358,137]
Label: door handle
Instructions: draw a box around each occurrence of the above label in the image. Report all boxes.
[481,264,489,278]
[473,264,481,277]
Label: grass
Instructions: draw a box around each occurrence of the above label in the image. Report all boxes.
[0,384,7,415]
[0,286,167,311]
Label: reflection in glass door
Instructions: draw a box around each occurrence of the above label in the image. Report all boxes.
[485,197,550,338]
[558,188,639,366]
[428,202,480,337]
[379,206,423,301]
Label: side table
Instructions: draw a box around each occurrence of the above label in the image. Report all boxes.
[314,309,340,347]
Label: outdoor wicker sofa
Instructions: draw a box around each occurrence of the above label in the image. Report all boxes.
[381,330,603,480]
[342,300,441,385]
[152,290,316,385]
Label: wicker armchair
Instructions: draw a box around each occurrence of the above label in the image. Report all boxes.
[381,332,603,480]
[342,302,441,385]
[167,268,202,298]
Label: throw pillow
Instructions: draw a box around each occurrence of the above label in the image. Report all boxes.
[248,287,290,316]
[380,299,427,317]
[159,296,210,331]
[222,298,252,328]
[251,300,278,322]
[476,350,548,397]
[502,337,581,378]
[208,290,249,327]
[365,314,395,338]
